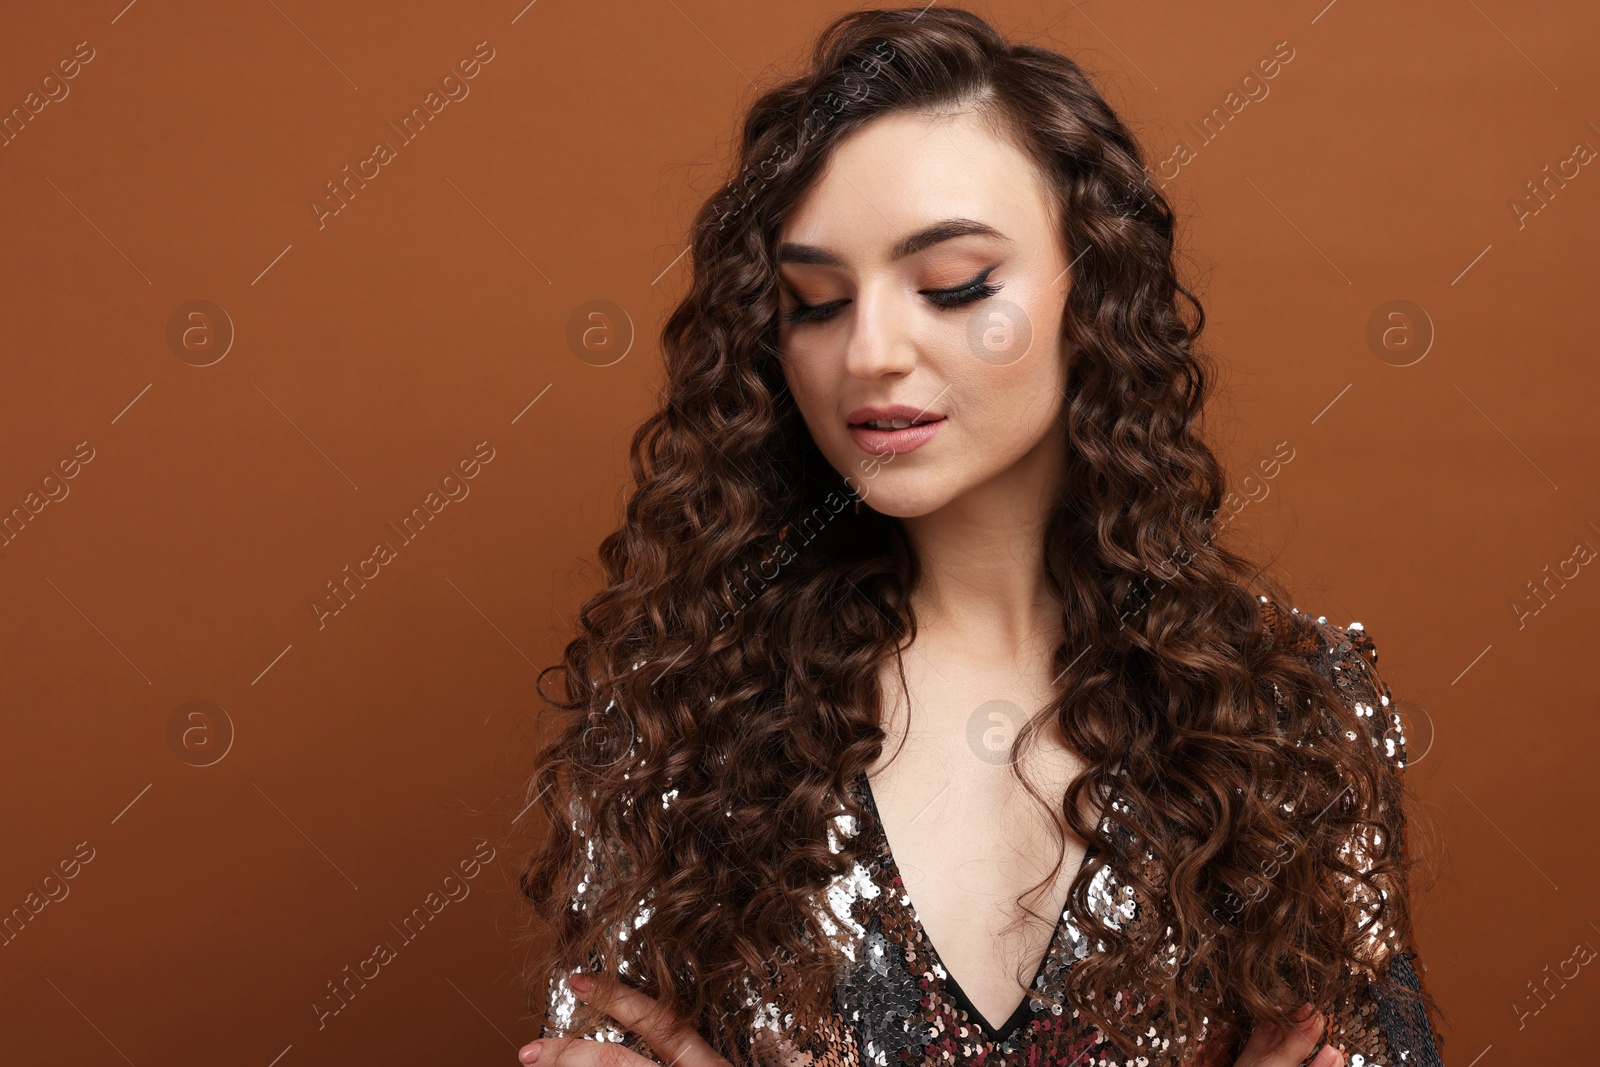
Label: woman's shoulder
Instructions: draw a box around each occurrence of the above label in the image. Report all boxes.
[1254,594,1388,688]
[1256,593,1373,655]
[1254,595,1409,772]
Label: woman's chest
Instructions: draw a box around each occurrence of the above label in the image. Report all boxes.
[862,719,1093,875]
[862,750,1091,1009]
[793,771,1184,1066]
[867,638,1095,870]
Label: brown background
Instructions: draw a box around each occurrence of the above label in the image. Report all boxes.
[2,1,1595,1063]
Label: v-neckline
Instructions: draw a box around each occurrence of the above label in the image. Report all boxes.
[852,769,1097,1044]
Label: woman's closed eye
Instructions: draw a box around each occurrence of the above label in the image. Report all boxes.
[783,265,1003,325]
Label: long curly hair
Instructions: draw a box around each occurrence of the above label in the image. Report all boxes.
[517,8,1439,1064]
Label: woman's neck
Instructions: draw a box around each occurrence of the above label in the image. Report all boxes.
[898,434,1064,654]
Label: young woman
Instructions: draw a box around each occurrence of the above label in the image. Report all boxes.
[515,8,1446,1066]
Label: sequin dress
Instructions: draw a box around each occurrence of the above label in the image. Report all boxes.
[541,604,1445,1066]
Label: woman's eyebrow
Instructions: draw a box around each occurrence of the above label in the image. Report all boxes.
[777,218,1010,267]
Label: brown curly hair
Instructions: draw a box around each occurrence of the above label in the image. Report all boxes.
[516,7,1441,1064]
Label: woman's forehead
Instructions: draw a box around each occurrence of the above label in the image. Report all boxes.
[778,112,1054,260]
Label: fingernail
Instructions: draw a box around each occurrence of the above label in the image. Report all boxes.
[1310,1044,1339,1067]
[519,1043,542,1064]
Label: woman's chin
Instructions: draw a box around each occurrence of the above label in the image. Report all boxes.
[853,484,954,519]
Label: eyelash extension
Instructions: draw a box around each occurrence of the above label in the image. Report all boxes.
[924,268,1002,311]
[783,266,1003,324]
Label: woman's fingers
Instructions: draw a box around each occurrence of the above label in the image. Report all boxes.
[577,974,730,1067]
[516,972,732,1067]
[1232,1004,1347,1067]
[520,1035,656,1066]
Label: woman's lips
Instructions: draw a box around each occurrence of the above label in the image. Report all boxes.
[846,417,947,455]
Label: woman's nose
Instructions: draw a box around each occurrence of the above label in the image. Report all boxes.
[842,284,919,380]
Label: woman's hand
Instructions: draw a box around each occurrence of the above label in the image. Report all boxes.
[517,972,734,1067]
[1232,1004,1347,1067]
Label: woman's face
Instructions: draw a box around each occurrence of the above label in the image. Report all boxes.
[775,107,1074,519]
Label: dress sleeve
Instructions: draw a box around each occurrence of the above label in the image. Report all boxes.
[537,793,667,1064]
[540,963,666,1061]
[1316,620,1445,1067]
